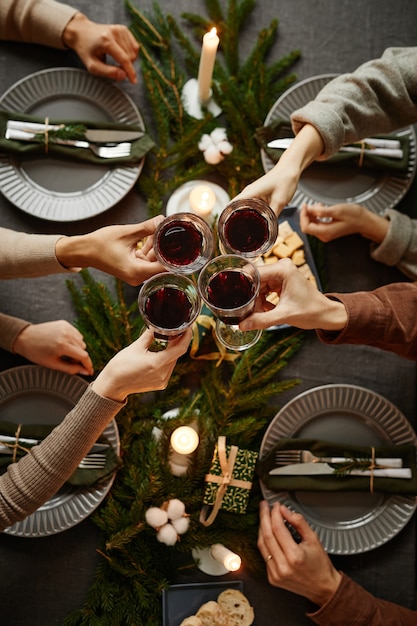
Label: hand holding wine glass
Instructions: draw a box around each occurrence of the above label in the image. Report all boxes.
[198,254,261,351]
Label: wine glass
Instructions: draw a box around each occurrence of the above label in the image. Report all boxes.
[138,272,201,347]
[218,197,278,257]
[198,254,261,351]
[154,212,214,274]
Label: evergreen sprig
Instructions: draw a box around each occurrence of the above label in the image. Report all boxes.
[126,0,301,212]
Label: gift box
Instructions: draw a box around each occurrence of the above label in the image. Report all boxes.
[200,436,258,526]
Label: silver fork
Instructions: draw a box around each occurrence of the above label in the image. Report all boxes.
[52,139,132,158]
[77,453,108,470]
[274,449,403,467]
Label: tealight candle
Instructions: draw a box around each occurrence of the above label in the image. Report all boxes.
[189,184,217,218]
[197,27,220,104]
[169,425,199,476]
[171,426,199,454]
[210,543,242,572]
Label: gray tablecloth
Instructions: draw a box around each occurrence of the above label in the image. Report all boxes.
[0,1,416,625]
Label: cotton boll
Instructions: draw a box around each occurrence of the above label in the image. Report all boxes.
[166,498,186,520]
[198,134,213,151]
[204,145,223,164]
[157,523,178,545]
[210,127,227,144]
[218,140,233,155]
[145,507,168,529]
[171,516,190,535]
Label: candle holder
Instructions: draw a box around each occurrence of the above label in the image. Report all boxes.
[182,78,222,120]
[166,180,230,222]
[192,543,242,576]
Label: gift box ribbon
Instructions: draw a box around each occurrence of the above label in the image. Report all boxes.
[199,436,253,526]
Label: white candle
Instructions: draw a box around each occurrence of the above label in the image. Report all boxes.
[210,543,242,572]
[197,27,220,104]
[189,184,217,218]
[171,426,199,454]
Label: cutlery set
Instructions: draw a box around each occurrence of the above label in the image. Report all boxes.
[4,119,143,158]
[0,434,109,470]
[270,448,411,479]
[267,136,403,159]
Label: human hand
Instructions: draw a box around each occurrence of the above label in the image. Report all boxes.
[12,320,93,376]
[300,202,389,244]
[239,258,347,331]
[92,328,192,402]
[62,13,139,84]
[233,124,324,216]
[258,501,342,606]
[56,216,166,286]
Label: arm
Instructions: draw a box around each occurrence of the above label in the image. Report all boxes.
[0,0,139,83]
[0,328,191,530]
[258,502,417,626]
[0,217,165,285]
[239,258,417,360]
[300,204,417,280]
[292,47,417,157]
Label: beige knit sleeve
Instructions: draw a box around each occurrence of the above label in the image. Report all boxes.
[0,313,31,352]
[0,0,78,48]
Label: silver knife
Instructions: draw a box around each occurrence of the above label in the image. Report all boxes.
[267,138,403,159]
[6,120,144,143]
[269,462,412,478]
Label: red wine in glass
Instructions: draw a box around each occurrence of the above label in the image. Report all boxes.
[155,212,214,274]
[218,197,278,257]
[138,272,201,343]
[145,286,193,330]
[223,208,269,254]
[207,270,256,324]
[157,220,202,266]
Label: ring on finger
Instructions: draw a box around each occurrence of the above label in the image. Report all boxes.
[266,554,273,563]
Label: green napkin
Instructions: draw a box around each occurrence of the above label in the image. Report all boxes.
[0,420,121,488]
[257,437,417,494]
[0,109,155,167]
[255,119,410,173]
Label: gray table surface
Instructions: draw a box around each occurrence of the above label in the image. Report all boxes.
[0,1,417,624]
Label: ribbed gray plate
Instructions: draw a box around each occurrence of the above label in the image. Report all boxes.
[262,74,417,214]
[0,68,144,221]
[260,384,417,554]
[0,365,119,537]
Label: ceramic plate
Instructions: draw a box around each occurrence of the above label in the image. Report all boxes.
[262,74,417,213]
[0,67,144,221]
[260,384,417,554]
[0,365,119,537]
[162,581,243,626]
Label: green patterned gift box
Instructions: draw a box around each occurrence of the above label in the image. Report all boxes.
[200,436,258,526]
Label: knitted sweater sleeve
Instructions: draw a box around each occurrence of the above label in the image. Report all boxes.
[0,227,79,278]
[369,209,417,280]
[308,572,417,626]
[290,47,417,158]
[0,0,77,49]
[0,384,124,530]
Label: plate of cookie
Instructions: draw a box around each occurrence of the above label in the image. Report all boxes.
[162,583,254,626]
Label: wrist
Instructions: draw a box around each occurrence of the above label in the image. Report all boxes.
[62,12,89,49]
[357,208,389,244]
[308,569,342,606]
[319,297,348,331]
[55,233,92,269]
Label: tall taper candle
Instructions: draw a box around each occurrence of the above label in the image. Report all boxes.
[197,27,219,104]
